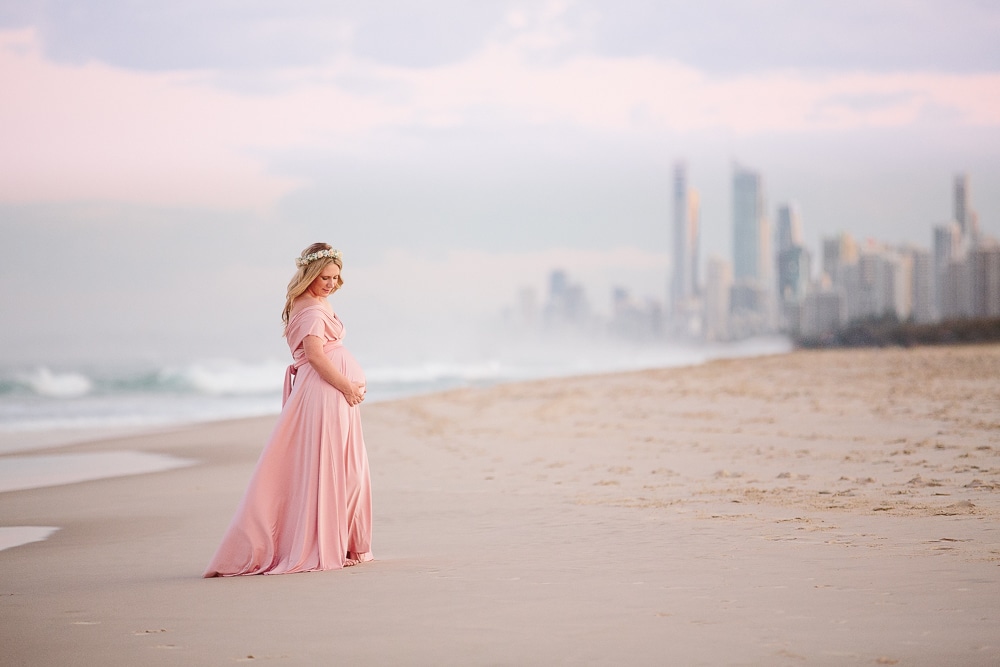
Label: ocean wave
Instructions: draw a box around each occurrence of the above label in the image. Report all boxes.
[0,358,518,431]
[158,359,288,396]
[0,393,283,434]
[0,360,289,399]
[0,337,792,431]
[15,368,93,399]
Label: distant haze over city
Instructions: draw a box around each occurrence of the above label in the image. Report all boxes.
[1,1,998,367]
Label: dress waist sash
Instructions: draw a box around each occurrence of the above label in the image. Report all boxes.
[283,341,344,406]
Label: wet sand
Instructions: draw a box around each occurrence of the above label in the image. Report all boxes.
[1,344,998,665]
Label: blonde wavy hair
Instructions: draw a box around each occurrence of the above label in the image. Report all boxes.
[282,242,344,333]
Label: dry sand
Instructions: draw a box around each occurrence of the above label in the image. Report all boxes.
[1,345,998,666]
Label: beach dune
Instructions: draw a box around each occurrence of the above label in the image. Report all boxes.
[1,345,998,665]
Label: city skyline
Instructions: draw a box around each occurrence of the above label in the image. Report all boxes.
[515,165,995,343]
[2,1,999,366]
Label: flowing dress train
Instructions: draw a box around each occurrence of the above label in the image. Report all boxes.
[203,304,373,576]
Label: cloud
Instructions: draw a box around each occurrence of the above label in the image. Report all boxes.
[10,1,1000,74]
[366,46,1000,134]
[0,29,375,208]
[1,17,999,214]
[573,0,1000,74]
[3,0,505,71]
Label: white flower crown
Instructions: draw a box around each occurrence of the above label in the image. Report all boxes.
[295,248,342,268]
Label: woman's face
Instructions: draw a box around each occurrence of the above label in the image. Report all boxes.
[306,263,340,299]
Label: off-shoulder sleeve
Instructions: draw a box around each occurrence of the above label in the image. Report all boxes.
[286,308,330,352]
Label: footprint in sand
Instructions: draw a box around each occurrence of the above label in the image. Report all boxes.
[935,500,976,516]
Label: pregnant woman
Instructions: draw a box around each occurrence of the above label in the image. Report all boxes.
[204,243,374,576]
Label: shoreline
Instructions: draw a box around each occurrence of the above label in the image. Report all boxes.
[0,334,793,438]
[1,344,998,665]
[0,337,795,492]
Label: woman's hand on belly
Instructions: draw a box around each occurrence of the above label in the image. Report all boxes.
[303,335,366,406]
[342,381,366,406]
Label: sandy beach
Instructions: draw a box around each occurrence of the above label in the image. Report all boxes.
[1,344,998,666]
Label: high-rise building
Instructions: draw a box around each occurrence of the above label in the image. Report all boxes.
[846,244,912,321]
[889,249,913,321]
[908,247,935,323]
[775,203,803,255]
[731,164,772,333]
[544,270,588,328]
[852,248,883,319]
[955,173,970,237]
[689,189,700,298]
[822,233,858,286]
[801,285,846,338]
[670,162,700,314]
[969,210,981,246]
[704,256,732,341]
[933,222,962,319]
[777,245,811,333]
[954,173,982,248]
[777,246,811,301]
[971,242,1000,317]
[942,258,974,319]
[774,201,810,333]
[732,164,769,285]
[610,287,663,340]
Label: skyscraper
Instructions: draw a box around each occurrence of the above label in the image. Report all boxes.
[954,173,981,247]
[845,243,912,321]
[909,247,935,323]
[822,232,858,286]
[775,203,803,255]
[775,201,809,332]
[933,222,962,319]
[704,256,732,341]
[732,164,769,285]
[777,246,811,302]
[954,173,970,237]
[670,162,700,315]
[729,164,772,334]
[971,242,1000,318]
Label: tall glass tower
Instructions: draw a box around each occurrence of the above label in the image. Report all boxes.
[732,164,768,285]
[954,173,969,237]
[670,162,699,314]
[775,203,802,255]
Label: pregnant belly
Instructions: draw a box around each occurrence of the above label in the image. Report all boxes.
[328,346,365,385]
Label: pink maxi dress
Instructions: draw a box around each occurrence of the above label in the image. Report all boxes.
[203,304,373,576]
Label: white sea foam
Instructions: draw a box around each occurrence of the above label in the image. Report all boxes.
[18,367,92,398]
[0,394,282,438]
[160,359,288,395]
[0,426,161,455]
[0,526,59,552]
[0,451,197,493]
[0,336,791,434]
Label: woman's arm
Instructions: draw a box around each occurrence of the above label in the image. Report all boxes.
[302,335,365,406]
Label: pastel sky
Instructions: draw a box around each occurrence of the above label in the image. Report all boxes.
[2,1,999,365]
